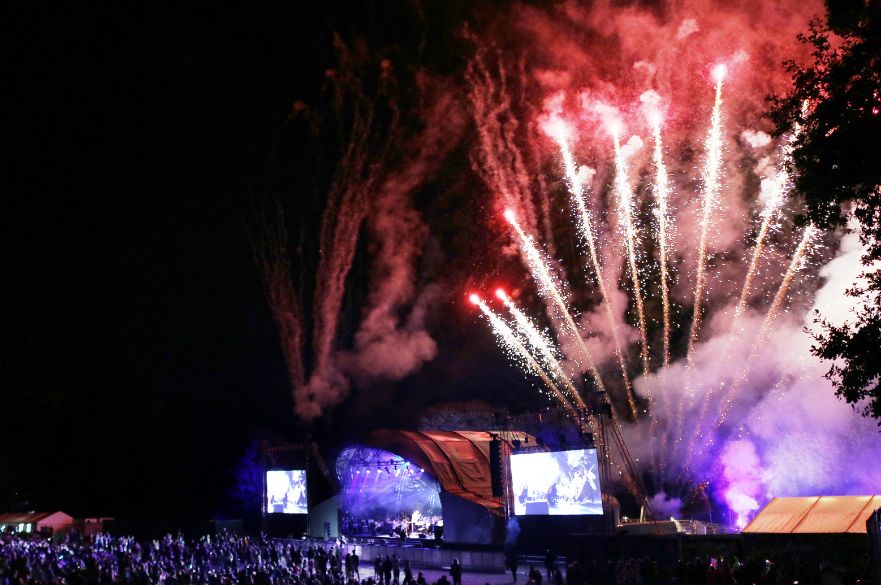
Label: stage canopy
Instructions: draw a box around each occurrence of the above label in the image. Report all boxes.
[743,495,881,534]
[358,430,533,515]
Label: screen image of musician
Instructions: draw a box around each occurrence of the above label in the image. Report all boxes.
[510,448,603,516]
[265,470,307,514]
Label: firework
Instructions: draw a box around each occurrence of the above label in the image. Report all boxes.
[611,128,651,384]
[503,210,608,397]
[685,220,814,466]
[496,288,587,408]
[687,144,793,452]
[673,65,727,451]
[649,116,673,368]
[715,224,817,427]
[466,54,852,524]
[687,64,727,364]
[732,134,796,329]
[731,176,789,331]
[543,116,637,416]
[470,293,575,410]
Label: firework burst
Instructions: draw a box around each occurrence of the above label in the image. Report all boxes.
[467,60,837,522]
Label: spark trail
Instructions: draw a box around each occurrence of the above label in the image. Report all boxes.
[715,224,817,428]
[673,66,726,456]
[250,201,306,390]
[732,189,783,327]
[645,116,675,474]
[464,35,544,245]
[612,129,651,386]
[649,118,673,367]
[470,294,574,410]
[689,153,790,455]
[687,64,727,364]
[732,136,795,329]
[543,117,636,416]
[496,288,587,409]
[503,210,609,398]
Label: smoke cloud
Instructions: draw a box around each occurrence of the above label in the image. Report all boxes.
[461,0,881,522]
[649,492,684,519]
[340,91,466,383]
[301,87,468,416]
[260,2,881,519]
[627,230,881,520]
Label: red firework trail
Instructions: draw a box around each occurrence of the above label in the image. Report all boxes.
[497,288,586,408]
[470,293,575,411]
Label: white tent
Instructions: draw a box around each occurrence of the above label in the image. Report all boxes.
[743,495,881,534]
[0,511,74,535]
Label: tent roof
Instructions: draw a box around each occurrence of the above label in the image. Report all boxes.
[743,496,881,534]
[0,511,72,524]
[360,430,534,515]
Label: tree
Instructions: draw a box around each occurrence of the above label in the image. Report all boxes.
[770,0,881,423]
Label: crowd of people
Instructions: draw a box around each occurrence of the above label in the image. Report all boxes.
[0,531,870,585]
[563,554,866,585]
[0,532,440,585]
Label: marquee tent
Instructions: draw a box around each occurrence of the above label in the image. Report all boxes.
[0,511,73,535]
[742,495,881,534]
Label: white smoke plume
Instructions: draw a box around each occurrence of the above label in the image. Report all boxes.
[676,19,700,40]
[741,129,772,149]
[649,492,684,518]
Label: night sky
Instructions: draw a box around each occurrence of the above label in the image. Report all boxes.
[3,1,542,522]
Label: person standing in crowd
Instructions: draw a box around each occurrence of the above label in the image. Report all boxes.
[451,558,463,585]
[529,565,544,585]
[565,560,578,585]
[393,553,401,583]
[545,549,555,579]
[718,558,734,585]
[706,559,720,585]
[384,554,393,584]
[506,550,519,583]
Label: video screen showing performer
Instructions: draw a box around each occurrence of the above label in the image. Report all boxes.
[510,448,603,516]
[265,469,308,514]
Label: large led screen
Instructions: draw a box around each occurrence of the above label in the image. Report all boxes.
[510,448,602,516]
[265,469,308,514]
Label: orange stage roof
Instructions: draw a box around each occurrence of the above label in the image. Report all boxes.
[361,430,534,515]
